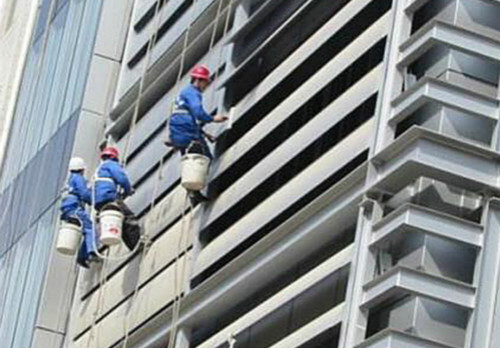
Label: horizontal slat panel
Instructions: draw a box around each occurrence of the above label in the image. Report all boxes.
[194,246,352,348]
[194,118,374,278]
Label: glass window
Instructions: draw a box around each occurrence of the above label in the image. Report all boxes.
[0,37,43,188]
[0,185,14,255]
[33,0,53,41]
[64,0,103,118]
[0,254,8,320]
[58,0,88,123]
[33,5,69,151]
[45,1,80,142]
[0,232,33,345]
[11,207,57,348]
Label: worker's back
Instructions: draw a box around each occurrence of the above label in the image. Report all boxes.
[93,159,131,207]
[61,172,91,214]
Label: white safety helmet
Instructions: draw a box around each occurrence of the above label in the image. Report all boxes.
[69,157,86,172]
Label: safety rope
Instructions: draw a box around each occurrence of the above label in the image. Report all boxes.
[208,0,234,107]
[84,0,235,345]
[83,0,165,341]
[166,1,234,346]
[122,0,165,166]
[227,334,237,348]
[59,228,85,348]
[121,155,165,348]
[167,191,192,348]
[87,250,110,348]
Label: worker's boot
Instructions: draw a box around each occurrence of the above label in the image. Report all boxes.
[87,252,101,264]
[189,190,209,206]
[122,218,141,251]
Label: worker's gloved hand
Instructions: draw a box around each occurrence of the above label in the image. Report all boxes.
[213,115,228,123]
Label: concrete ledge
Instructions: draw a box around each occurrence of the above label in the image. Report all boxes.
[371,203,483,248]
[355,329,457,348]
[362,266,476,310]
[389,77,499,126]
[371,127,500,195]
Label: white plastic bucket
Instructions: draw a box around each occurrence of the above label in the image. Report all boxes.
[181,153,210,191]
[100,209,124,246]
[56,222,82,256]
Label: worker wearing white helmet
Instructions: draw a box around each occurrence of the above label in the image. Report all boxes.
[60,157,98,267]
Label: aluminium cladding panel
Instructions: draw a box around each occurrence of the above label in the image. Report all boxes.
[361,266,476,310]
[266,304,344,348]
[31,328,64,348]
[79,185,190,295]
[75,244,346,347]
[72,254,192,348]
[104,164,366,348]
[355,329,456,348]
[193,119,374,279]
[117,0,388,187]
[201,64,383,235]
[92,0,134,61]
[77,239,350,348]
[194,247,352,348]
[371,203,483,248]
[214,10,390,179]
[469,198,500,348]
[398,19,500,69]
[78,112,369,296]
[226,0,378,127]
[371,127,500,195]
[115,0,220,102]
[74,206,197,334]
[390,77,499,126]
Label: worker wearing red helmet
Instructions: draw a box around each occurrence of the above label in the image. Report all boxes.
[93,146,132,209]
[168,65,227,203]
[168,65,228,157]
[93,147,140,250]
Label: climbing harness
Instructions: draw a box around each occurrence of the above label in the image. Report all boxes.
[122,0,165,166]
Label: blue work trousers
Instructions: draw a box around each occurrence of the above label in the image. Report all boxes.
[61,207,97,264]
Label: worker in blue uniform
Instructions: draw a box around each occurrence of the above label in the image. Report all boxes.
[168,65,228,203]
[93,147,140,251]
[60,157,98,268]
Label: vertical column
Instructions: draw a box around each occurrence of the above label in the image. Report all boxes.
[339,198,382,348]
[493,68,500,151]
[468,198,500,348]
[369,0,412,158]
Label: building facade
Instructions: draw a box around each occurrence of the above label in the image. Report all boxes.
[3,0,500,347]
[63,0,500,348]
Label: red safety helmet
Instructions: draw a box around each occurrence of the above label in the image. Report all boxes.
[190,65,211,81]
[101,147,119,159]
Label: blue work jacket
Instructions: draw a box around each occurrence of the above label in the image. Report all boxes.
[61,173,91,214]
[169,84,213,148]
[93,159,132,206]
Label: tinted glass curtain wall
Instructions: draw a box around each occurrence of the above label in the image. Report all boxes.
[0,0,103,346]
